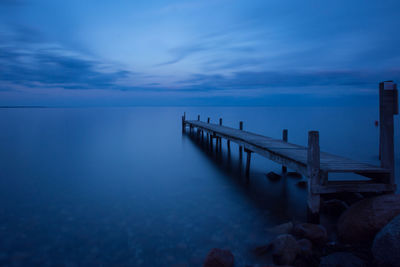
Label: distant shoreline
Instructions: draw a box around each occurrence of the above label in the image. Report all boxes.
[0,106,47,109]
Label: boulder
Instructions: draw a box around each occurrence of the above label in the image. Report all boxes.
[267,222,293,235]
[292,223,327,246]
[266,172,281,181]
[297,238,313,257]
[287,172,302,178]
[337,194,400,244]
[319,252,366,267]
[204,248,234,267]
[271,234,299,265]
[372,214,400,267]
[321,199,349,217]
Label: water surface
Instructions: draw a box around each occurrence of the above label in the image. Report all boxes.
[0,107,398,266]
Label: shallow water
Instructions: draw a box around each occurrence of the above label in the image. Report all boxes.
[0,106,398,266]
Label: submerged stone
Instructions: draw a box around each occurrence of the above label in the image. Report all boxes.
[271,234,299,265]
[266,172,281,181]
[204,248,234,267]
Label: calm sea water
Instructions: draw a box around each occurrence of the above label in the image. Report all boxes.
[0,106,398,266]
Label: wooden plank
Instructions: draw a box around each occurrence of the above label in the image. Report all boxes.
[313,183,396,194]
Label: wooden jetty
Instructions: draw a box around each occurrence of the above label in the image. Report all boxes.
[181,81,398,222]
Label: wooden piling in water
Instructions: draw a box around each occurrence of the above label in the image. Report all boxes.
[307,131,321,223]
[239,121,243,161]
[181,112,186,133]
[245,148,252,181]
[282,129,288,175]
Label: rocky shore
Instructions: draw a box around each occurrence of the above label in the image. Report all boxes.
[203,193,400,267]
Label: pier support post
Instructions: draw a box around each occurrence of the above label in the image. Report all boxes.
[239,121,243,161]
[182,112,186,133]
[245,149,252,182]
[307,131,321,223]
[207,118,210,140]
[227,140,231,154]
[282,129,288,175]
[379,81,398,186]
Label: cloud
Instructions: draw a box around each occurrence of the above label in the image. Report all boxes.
[170,70,400,95]
[0,26,137,91]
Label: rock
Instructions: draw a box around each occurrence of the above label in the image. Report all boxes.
[287,172,302,178]
[372,214,400,267]
[341,192,364,206]
[292,223,328,246]
[266,172,281,181]
[253,244,271,256]
[297,238,313,257]
[338,194,400,244]
[319,252,366,267]
[271,234,299,265]
[204,248,234,267]
[267,222,294,235]
[322,199,349,217]
[296,180,307,188]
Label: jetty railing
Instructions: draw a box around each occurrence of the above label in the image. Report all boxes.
[181,81,398,223]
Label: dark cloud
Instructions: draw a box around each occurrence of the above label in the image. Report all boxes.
[0,44,133,90]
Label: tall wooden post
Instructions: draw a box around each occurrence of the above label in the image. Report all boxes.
[282,129,288,175]
[219,118,222,126]
[198,115,200,121]
[239,121,243,161]
[379,81,398,186]
[307,131,321,223]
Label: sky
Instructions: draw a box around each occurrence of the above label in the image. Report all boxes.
[0,0,399,106]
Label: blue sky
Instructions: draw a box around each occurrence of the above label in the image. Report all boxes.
[0,0,399,106]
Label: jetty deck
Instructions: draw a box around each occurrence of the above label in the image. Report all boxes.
[183,117,395,222]
[182,81,397,222]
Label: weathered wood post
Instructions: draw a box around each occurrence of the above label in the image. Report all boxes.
[239,121,243,161]
[206,118,210,144]
[379,81,398,186]
[307,131,321,223]
[198,115,200,121]
[219,118,222,151]
[245,148,252,181]
[182,112,186,133]
[282,129,288,175]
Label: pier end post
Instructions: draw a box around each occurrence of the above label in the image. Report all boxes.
[282,129,288,175]
[379,81,398,186]
[307,131,321,223]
